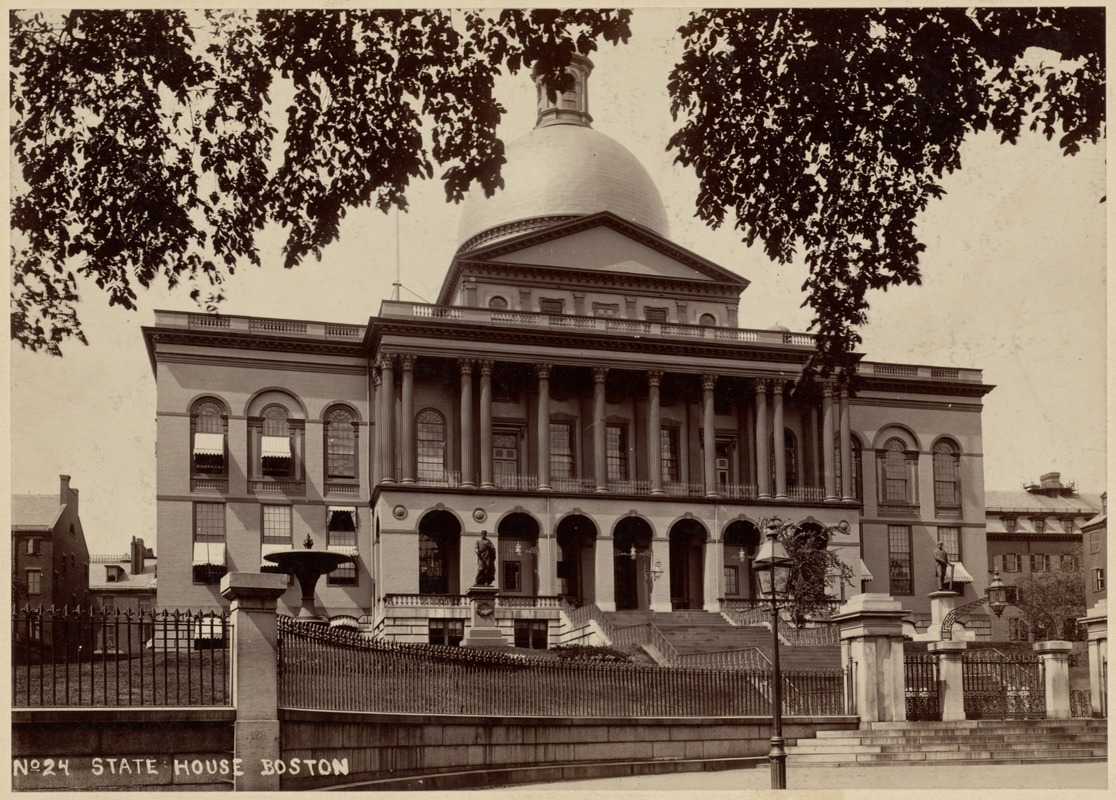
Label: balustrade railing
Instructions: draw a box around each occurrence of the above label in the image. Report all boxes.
[190,477,228,492]
[494,473,539,491]
[324,481,360,496]
[12,607,231,708]
[382,594,470,607]
[551,477,597,493]
[788,485,826,503]
[663,482,703,497]
[719,483,759,500]
[416,470,462,488]
[608,479,651,495]
[497,596,563,609]
[250,479,305,494]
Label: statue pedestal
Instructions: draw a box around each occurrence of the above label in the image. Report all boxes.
[461,585,509,649]
[913,589,966,642]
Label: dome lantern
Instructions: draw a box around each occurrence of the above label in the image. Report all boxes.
[534,54,593,129]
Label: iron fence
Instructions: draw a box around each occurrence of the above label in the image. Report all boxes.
[12,607,232,708]
[1070,689,1093,718]
[904,652,941,721]
[962,648,1045,720]
[277,616,851,717]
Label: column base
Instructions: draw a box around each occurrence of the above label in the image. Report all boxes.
[704,492,720,499]
[460,481,476,488]
[461,627,510,649]
[650,489,665,496]
[774,494,788,501]
[824,495,840,503]
[538,484,552,492]
[400,478,416,485]
[480,482,495,489]
[594,487,609,494]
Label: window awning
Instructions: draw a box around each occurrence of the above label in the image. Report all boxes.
[854,559,874,582]
[260,541,291,568]
[327,506,357,530]
[327,545,360,559]
[193,432,224,456]
[192,542,226,568]
[261,436,291,459]
[947,560,974,585]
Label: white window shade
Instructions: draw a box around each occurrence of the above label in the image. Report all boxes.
[946,560,974,585]
[261,436,291,459]
[854,559,874,582]
[193,432,225,456]
[327,545,360,558]
[192,542,226,567]
[260,541,292,568]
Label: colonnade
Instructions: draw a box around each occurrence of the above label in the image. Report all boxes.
[371,354,856,502]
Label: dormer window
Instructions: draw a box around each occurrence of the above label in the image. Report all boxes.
[105,565,124,583]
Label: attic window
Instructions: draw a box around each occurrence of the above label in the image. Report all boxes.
[488,296,508,310]
[592,303,619,318]
[539,298,564,315]
[105,565,123,582]
[644,307,668,323]
[699,313,716,326]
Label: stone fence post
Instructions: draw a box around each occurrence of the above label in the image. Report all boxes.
[1034,640,1074,720]
[832,594,907,722]
[221,572,289,791]
[1080,600,1107,717]
[927,640,967,721]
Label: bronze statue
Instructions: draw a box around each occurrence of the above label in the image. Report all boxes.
[475,530,496,587]
[933,541,951,589]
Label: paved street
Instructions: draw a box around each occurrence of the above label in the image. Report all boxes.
[495,761,1108,792]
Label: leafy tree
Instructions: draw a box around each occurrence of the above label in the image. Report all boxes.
[1012,548,1086,641]
[668,8,1104,370]
[771,519,854,626]
[10,8,632,354]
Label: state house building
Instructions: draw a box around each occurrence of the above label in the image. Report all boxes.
[144,58,994,645]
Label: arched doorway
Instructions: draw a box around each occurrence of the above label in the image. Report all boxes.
[497,512,540,596]
[556,515,597,606]
[613,517,653,610]
[668,520,707,610]
[723,520,762,601]
[418,510,461,595]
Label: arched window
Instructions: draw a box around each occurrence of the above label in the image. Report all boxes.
[419,533,449,595]
[878,437,916,508]
[190,399,227,478]
[325,407,357,480]
[933,440,961,514]
[699,313,717,327]
[488,296,508,310]
[416,409,446,482]
[250,403,304,483]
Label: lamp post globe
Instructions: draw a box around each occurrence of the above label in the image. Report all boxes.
[987,569,1009,618]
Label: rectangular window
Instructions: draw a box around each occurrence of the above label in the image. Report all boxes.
[937,527,961,561]
[644,307,668,323]
[1003,553,1021,573]
[549,421,575,480]
[503,561,522,592]
[1060,554,1078,572]
[1033,518,1046,534]
[327,508,358,586]
[1064,518,1076,534]
[193,502,227,584]
[493,429,520,483]
[888,525,913,595]
[139,597,153,615]
[26,538,38,556]
[1094,568,1105,592]
[26,570,41,595]
[885,478,908,503]
[1004,585,1019,604]
[1090,531,1100,554]
[592,302,619,318]
[661,428,680,483]
[539,298,564,315]
[715,438,734,488]
[606,424,628,482]
[1030,553,1051,573]
[513,620,548,649]
[101,595,116,613]
[724,566,739,596]
[1009,617,1029,642]
[1004,518,1017,534]
[428,619,464,647]
[262,505,291,544]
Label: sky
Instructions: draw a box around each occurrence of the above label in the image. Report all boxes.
[7,8,1108,556]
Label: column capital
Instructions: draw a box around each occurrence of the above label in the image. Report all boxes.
[647,370,663,387]
[479,359,494,376]
[534,363,552,380]
[378,353,396,370]
[592,366,609,384]
[700,373,718,391]
[821,381,836,398]
[771,379,784,396]
[754,377,770,394]
[399,353,416,370]
[458,358,475,375]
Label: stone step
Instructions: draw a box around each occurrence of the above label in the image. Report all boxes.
[788,754,1108,769]
[795,733,1109,749]
[789,747,1107,764]
[814,721,1104,737]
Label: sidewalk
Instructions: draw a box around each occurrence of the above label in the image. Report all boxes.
[493,761,1108,792]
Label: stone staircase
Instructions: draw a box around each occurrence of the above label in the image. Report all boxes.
[605,609,841,670]
[787,719,1108,767]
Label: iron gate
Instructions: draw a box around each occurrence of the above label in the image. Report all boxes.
[962,649,1045,720]
[904,652,941,721]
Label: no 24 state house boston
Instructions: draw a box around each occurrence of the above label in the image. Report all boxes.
[143,55,994,646]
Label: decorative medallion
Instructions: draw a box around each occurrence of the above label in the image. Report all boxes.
[476,601,495,618]
[473,508,487,523]
[392,504,407,520]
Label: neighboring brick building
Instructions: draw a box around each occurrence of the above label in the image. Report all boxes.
[88,537,157,653]
[985,472,1100,642]
[11,475,92,648]
[143,57,994,645]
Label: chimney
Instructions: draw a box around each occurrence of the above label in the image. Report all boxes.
[533,54,594,129]
[132,536,145,575]
[1039,472,1062,490]
[60,474,71,503]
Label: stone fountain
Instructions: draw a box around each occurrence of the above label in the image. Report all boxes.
[264,533,355,623]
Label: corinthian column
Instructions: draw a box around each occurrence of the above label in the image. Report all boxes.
[459,359,475,488]
[772,380,787,500]
[755,379,770,499]
[536,363,552,491]
[592,367,608,493]
[839,382,853,501]
[822,382,838,502]
[479,360,494,489]
[701,373,718,497]
[379,355,396,484]
[400,354,416,484]
[648,370,664,495]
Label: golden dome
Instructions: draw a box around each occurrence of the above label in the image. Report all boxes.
[457,58,669,252]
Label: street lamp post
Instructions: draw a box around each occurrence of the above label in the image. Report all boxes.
[752,518,793,790]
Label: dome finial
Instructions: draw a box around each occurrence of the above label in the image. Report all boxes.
[533,54,594,129]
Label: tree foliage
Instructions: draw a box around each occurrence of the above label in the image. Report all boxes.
[1013,548,1086,640]
[772,519,854,625]
[10,9,631,354]
[668,8,1104,370]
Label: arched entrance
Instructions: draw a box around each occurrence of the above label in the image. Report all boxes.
[723,520,762,601]
[496,512,540,596]
[556,515,597,606]
[668,520,707,610]
[613,517,653,610]
[418,510,461,595]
